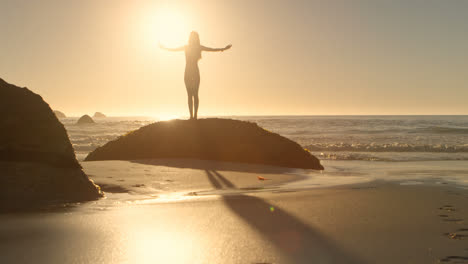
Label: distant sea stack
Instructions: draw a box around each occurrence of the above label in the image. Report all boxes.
[53,110,66,118]
[0,78,102,211]
[77,114,95,124]
[93,112,106,118]
[86,118,324,170]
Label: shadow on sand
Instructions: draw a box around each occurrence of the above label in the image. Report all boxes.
[131,158,301,174]
[204,170,364,264]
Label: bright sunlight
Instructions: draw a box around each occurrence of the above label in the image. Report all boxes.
[143,7,190,48]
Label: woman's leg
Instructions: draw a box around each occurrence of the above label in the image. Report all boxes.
[193,74,200,120]
[184,77,194,119]
[187,93,194,119]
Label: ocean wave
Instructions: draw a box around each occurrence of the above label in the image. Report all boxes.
[326,126,468,135]
[314,152,468,162]
[413,126,468,134]
[61,116,468,161]
[305,143,468,153]
[73,144,101,152]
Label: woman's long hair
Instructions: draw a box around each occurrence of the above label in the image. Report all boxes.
[187,31,202,60]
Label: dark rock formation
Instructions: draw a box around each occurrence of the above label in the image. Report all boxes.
[86,118,324,170]
[77,114,95,124]
[93,112,106,118]
[53,110,66,118]
[0,78,102,211]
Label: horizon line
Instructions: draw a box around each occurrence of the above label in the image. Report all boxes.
[62,114,468,118]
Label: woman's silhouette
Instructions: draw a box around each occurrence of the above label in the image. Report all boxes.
[159,31,231,120]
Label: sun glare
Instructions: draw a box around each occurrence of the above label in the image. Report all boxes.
[156,113,181,121]
[144,7,189,48]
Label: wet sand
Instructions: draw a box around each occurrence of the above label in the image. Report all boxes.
[0,159,467,263]
[83,159,302,196]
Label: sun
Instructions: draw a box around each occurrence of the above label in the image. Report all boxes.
[143,7,189,48]
[156,113,181,121]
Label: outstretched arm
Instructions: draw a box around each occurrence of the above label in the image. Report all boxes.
[201,44,232,52]
[159,43,185,51]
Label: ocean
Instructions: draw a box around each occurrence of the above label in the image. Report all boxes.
[62,115,468,188]
[1,116,466,264]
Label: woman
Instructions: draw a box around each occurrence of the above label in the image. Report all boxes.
[159,31,232,120]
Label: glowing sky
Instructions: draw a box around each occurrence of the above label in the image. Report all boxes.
[1,0,467,117]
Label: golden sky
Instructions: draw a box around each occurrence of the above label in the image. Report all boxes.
[1,0,467,118]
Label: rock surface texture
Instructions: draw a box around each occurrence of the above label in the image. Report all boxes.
[53,110,66,118]
[0,78,102,211]
[86,118,324,170]
[93,112,106,118]
[77,114,95,124]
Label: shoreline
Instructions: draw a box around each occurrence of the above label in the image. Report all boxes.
[82,159,468,199]
[1,177,467,263]
[82,159,306,197]
[1,159,468,263]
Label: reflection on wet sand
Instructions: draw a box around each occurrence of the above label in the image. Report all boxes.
[204,170,364,264]
[2,161,468,263]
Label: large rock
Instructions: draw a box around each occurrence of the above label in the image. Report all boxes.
[93,112,106,118]
[53,110,66,118]
[86,118,324,170]
[77,114,95,124]
[0,78,102,211]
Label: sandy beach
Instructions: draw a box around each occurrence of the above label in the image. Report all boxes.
[83,159,301,196]
[3,0,468,262]
[1,159,467,263]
